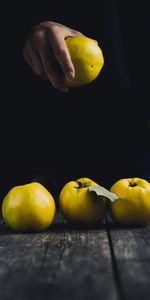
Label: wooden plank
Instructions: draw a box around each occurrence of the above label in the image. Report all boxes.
[36,214,119,300]
[0,213,118,300]
[107,214,150,300]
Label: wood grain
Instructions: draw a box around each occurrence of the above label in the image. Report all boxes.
[106,214,150,300]
[1,211,150,300]
[0,213,118,300]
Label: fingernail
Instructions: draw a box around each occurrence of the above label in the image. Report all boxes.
[66,71,75,81]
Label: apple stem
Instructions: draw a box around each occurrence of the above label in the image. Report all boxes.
[77,182,89,189]
[128,182,137,187]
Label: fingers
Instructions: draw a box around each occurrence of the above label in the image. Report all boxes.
[23,42,46,78]
[35,29,69,92]
[23,21,84,92]
[46,28,75,81]
[24,30,68,92]
[39,45,69,92]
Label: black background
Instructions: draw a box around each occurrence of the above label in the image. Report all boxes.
[1,0,150,199]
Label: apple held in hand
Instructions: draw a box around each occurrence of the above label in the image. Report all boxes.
[59,177,107,225]
[2,182,56,232]
[109,178,150,225]
[64,36,104,87]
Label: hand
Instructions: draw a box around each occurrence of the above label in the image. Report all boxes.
[23,21,83,92]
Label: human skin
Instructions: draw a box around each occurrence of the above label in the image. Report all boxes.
[23,21,83,92]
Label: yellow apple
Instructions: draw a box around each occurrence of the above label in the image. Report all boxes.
[109,177,150,225]
[59,177,107,225]
[64,36,104,87]
[2,182,56,232]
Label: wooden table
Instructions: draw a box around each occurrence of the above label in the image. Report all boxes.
[0,212,150,300]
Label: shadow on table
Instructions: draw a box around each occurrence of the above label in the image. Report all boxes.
[0,216,146,236]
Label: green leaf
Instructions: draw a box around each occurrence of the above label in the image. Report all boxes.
[88,185,119,202]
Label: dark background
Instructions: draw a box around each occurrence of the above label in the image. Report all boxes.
[1,0,149,199]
